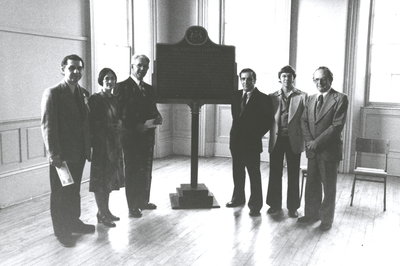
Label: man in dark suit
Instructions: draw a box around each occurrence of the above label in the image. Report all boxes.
[41,54,95,247]
[116,54,162,218]
[227,68,274,216]
[298,66,348,231]
[266,65,307,218]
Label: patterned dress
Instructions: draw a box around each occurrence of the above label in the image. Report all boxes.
[89,91,125,193]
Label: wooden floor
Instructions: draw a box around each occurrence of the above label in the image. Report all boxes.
[1,156,400,266]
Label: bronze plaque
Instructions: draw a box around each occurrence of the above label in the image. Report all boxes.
[153,26,237,104]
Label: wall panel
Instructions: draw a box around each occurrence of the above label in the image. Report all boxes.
[1,129,21,165]
[172,105,192,155]
[361,107,400,176]
[27,127,45,160]
[154,104,173,157]
[0,119,47,173]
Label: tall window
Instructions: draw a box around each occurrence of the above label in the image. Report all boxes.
[223,0,291,94]
[91,0,132,91]
[368,0,400,104]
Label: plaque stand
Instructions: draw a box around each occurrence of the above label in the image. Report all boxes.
[169,102,220,209]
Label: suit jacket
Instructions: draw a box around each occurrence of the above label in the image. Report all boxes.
[230,88,274,153]
[268,88,307,154]
[41,81,91,163]
[115,77,160,141]
[301,88,348,161]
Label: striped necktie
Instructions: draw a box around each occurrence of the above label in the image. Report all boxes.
[316,94,323,116]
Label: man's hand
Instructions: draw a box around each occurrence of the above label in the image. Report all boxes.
[144,119,157,129]
[306,140,318,151]
[50,156,62,168]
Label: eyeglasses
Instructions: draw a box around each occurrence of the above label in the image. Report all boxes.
[133,64,149,69]
[313,78,328,83]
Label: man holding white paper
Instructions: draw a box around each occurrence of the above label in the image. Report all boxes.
[41,54,95,247]
[116,54,162,218]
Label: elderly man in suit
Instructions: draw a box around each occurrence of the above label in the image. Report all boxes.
[226,68,274,217]
[297,66,348,231]
[116,54,162,218]
[266,65,307,218]
[41,54,95,247]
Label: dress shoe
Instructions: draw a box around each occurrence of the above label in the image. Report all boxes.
[54,232,74,247]
[129,208,142,218]
[297,216,320,224]
[107,212,120,221]
[226,201,245,208]
[142,203,157,210]
[97,213,116,227]
[267,207,282,215]
[249,210,261,217]
[319,223,332,231]
[288,209,299,218]
[71,220,95,234]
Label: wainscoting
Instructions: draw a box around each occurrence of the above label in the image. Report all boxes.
[0,118,48,208]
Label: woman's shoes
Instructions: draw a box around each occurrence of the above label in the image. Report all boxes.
[97,213,116,227]
[107,212,120,221]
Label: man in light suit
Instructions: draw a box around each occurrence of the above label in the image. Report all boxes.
[298,66,348,231]
[41,54,95,247]
[227,68,274,217]
[266,65,307,218]
[116,54,162,218]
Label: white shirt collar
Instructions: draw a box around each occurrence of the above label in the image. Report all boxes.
[64,80,78,94]
[243,88,255,97]
[319,88,332,99]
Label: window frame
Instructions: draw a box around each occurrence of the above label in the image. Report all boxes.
[365,0,400,107]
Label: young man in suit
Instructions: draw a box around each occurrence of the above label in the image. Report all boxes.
[266,65,307,218]
[116,54,162,218]
[41,54,95,247]
[298,66,348,231]
[227,68,274,216]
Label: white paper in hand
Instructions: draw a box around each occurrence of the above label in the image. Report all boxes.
[144,119,157,129]
[56,161,74,186]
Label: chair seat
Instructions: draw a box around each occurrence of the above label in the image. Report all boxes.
[354,167,387,177]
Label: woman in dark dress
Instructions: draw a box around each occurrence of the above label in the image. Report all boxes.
[89,68,124,227]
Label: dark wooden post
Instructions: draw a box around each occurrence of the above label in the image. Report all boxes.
[189,102,200,188]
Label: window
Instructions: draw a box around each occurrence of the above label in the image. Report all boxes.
[368,0,400,104]
[223,0,291,94]
[91,0,132,90]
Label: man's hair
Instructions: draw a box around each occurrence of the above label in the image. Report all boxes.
[132,54,150,64]
[314,66,333,82]
[239,68,256,80]
[278,65,296,79]
[61,54,84,68]
[97,68,117,86]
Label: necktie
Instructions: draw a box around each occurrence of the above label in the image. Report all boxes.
[138,81,146,96]
[241,93,247,113]
[316,94,323,115]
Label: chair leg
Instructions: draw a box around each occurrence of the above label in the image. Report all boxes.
[350,175,357,207]
[383,176,387,211]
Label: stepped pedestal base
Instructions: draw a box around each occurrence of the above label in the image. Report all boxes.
[169,183,220,209]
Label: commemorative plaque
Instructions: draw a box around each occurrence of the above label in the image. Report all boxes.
[153,26,237,104]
